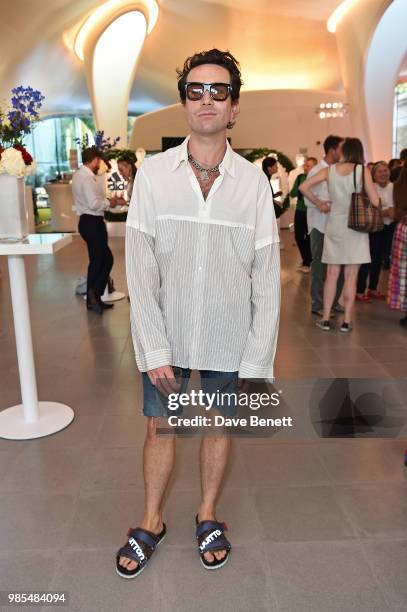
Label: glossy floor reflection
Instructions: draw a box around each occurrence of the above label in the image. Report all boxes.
[0,232,406,611]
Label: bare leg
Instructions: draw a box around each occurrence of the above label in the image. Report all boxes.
[119,417,176,570]
[197,432,231,563]
[323,264,341,321]
[343,264,360,323]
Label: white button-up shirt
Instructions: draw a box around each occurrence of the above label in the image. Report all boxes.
[126,136,280,378]
[72,165,109,216]
[376,182,394,225]
[304,159,329,234]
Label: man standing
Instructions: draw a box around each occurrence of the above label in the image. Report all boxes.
[305,135,344,316]
[118,49,280,577]
[72,147,120,314]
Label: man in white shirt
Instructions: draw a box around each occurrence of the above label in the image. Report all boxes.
[117,49,280,578]
[304,135,344,315]
[72,147,120,314]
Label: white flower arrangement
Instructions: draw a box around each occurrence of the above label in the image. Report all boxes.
[0,85,44,178]
[0,147,36,177]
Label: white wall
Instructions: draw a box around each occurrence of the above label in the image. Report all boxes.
[129,89,352,161]
[364,0,407,160]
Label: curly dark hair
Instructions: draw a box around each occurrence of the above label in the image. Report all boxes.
[82,146,102,164]
[323,135,343,154]
[262,157,278,175]
[177,49,242,104]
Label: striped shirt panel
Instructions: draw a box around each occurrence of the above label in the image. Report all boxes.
[126,221,280,378]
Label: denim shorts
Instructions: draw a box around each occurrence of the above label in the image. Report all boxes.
[142,368,238,417]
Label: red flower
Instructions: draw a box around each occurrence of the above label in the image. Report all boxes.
[14,145,33,166]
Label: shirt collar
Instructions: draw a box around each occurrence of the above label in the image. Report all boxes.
[82,165,96,178]
[170,135,235,178]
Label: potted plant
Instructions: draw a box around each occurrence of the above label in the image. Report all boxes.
[0,86,44,239]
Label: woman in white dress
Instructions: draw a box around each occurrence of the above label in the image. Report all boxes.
[300,138,380,332]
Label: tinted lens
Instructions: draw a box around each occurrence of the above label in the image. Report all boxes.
[211,84,230,101]
[186,83,204,100]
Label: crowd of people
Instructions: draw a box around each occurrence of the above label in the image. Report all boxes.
[291,139,407,331]
[261,138,407,332]
[73,135,407,332]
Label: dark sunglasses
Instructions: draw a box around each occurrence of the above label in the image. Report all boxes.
[185,82,232,101]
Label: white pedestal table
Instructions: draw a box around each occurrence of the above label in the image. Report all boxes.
[0,234,74,440]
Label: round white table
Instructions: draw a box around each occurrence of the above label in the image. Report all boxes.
[0,234,74,440]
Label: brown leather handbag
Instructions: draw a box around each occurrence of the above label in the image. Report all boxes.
[347,164,384,233]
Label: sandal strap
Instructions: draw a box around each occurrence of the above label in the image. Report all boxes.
[196,520,231,555]
[128,528,158,550]
[117,542,147,566]
[196,520,226,538]
[117,527,160,567]
[199,533,231,554]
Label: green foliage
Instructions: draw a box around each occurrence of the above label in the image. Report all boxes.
[80,117,96,132]
[244,148,294,173]
[104,148,137,163]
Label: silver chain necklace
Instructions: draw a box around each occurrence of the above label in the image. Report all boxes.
[188,152,221,182]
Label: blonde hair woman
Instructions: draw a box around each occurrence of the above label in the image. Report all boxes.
[356,161,394,301]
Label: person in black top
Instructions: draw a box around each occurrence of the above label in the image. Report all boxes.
[262,157,284,218]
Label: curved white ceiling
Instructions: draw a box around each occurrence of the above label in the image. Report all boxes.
[0,0,345,116]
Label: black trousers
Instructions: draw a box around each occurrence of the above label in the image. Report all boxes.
[78,214,113,298]
[382,222,396,264]
[294,209,312,266]
[357,229,385,293]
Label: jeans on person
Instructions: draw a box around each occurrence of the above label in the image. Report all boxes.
[310,228,344,311]
[78,214,113,298]
[142,368,239,417]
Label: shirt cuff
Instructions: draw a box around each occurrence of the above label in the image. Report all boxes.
[238,361,275,379]
[136,349,172,371]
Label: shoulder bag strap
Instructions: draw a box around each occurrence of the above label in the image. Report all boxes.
[353,163,358,191]
[360,164,366,193]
